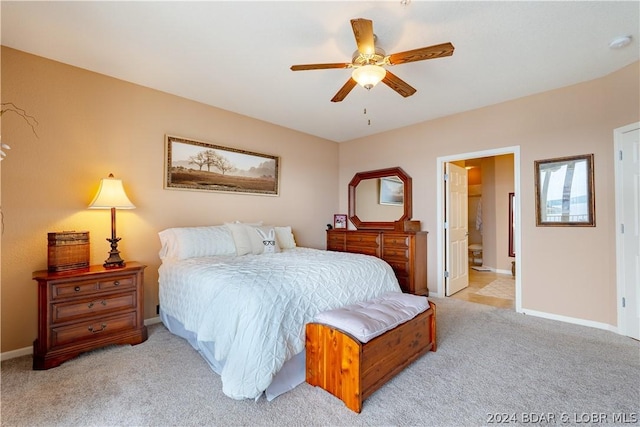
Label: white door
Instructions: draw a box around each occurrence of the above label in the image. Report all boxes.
[615,124,640,340]
[445,163,469,296]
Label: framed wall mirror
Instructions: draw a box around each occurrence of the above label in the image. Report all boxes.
[348,167,412,230]
[508,192,515,257]
[534,154,595,227]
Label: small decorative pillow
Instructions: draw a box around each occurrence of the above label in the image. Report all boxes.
[254,227,280,254]
[226,223,281,255]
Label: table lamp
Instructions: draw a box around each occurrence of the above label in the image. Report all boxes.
[88,173,135,268]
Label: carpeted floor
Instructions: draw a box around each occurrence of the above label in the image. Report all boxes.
[475,277,515,300]
[1,297,638,426]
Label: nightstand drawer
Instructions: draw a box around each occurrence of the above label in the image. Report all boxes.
[52,276,135,299]
[98,276,135,292]
[51,291,137,324]
[51,312,138,347]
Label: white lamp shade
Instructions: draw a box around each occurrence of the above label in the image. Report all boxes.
[352,65,387,89]
[88,175,135,209]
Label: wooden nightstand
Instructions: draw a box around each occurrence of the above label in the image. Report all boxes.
[32,262,148,370]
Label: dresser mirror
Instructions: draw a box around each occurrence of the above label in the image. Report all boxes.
[348,167,412,230]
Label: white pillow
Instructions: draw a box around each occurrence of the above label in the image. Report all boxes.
[158,225,236,260]
[225,223,254,256]
[274,226,296,249]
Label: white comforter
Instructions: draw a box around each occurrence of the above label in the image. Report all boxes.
[159,247,401,400]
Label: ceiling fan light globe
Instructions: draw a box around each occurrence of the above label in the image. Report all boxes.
[352,65,386,89]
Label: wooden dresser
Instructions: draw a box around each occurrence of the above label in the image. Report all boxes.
[32,262,148,370]
[327,230,428,296]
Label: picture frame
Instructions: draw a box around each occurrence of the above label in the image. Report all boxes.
[534,154,595,227]
[333,214,347,229]
[379,177,404,206]
[165,135,279,195]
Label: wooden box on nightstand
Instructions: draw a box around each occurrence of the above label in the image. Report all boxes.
[32,262,148,370]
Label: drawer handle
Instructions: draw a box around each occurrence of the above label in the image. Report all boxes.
[114,280,120,286]
[88,323,107,333]
[87,300,107,309]
[74,286,81,292]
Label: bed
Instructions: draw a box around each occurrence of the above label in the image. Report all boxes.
[157,223,402,401]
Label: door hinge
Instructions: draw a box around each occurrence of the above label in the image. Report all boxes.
[444,221,449,229]
[621,224,625,234]
[622,297,626,308]
[619,150,623,161]
[444,173,449,181]
[444,271,450,278]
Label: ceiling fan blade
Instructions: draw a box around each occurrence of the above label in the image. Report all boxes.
[291,63,351,71]
[331,78,357,102]
[387,42,455,65]
[351,18,375,55]
[382,71,417,98]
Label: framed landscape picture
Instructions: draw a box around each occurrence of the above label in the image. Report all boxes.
[165,135,279,196]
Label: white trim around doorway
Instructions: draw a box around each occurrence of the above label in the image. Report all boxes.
[614,122,640,339]
[435,146,522,313]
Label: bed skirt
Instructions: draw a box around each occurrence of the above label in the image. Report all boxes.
[160,309,306,401]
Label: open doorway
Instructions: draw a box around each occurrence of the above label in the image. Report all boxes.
[436,146,522,313]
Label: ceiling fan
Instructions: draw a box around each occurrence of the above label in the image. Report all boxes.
[290,18,455,102]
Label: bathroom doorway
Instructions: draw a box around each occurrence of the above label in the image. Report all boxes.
[436,146,521,312]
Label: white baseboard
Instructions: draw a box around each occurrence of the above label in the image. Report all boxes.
[521,308,618,333]
[1,317,164,362]
[144,316,162,326]
[0,346,32,361]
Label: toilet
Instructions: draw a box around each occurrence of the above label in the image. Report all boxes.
[468,244,483,266]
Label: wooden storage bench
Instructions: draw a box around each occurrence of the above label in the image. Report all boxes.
[305,292,436,413]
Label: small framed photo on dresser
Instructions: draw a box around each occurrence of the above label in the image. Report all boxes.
[333,214,347,229]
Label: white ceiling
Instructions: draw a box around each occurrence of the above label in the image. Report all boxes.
[2,1,638,142]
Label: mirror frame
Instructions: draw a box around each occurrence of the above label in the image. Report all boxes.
[508,192,515,257]
[348,166,412,230]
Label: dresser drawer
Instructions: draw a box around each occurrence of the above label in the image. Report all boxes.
[51,291,137,324]
[345,245,380,257]
[383,234,411,248]
[327,243,345,252]
[385,259,410,276]
[382,247,410,261]
[327,232,346,244]
[395,274,410,293]
[327,231,346,251]
[51,276,135,299]
[51,312,138,347]
[346,233,380,247]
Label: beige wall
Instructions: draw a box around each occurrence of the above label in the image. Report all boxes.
[339,61,639,326]
[1,45,638,354]
[0,47,339,353]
